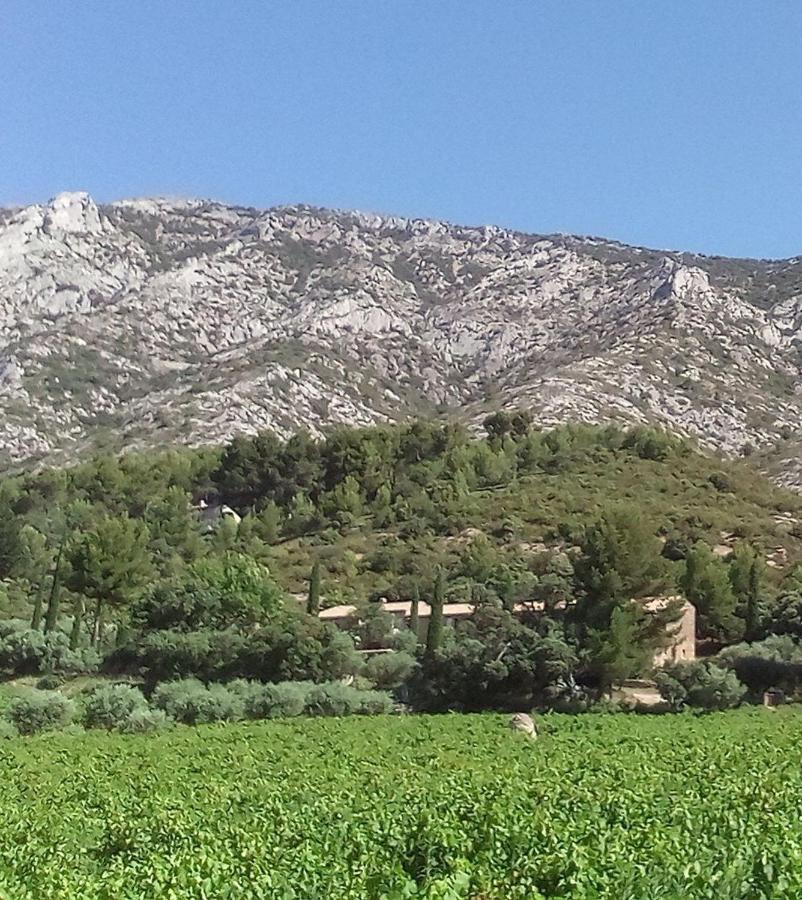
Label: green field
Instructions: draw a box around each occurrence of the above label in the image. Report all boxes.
[1,711,800,899]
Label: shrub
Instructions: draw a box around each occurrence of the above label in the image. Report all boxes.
[224,678,263,707]
[36,674,63,691]
[0,719,17,739]
[83,684,149,730]
[0,622,100,676]
[304,682,359,717]
[244,682,311,719]
[128,628,242,682]
[125,617,362,684]
[8,690,75,735]
[657,661,746,711]
[355,690,394,715]
[716,636,802,694]
[151,679,243,725]
[303,683,392,717]
[364,651,417,690]
[708,472,735,493]
[117,708,172,734]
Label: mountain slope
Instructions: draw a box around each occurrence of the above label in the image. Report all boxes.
[1,191,802,475]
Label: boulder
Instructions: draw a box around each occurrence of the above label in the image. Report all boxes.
[509,712,537,739]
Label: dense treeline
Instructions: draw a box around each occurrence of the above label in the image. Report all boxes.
[0,414,801,715]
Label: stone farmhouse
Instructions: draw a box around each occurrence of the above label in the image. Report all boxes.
[319,596,696,668]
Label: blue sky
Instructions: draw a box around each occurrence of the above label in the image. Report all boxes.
[1,1,801,258]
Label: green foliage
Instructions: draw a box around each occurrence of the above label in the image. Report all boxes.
[133,553,284,632]
[7,689,75,735]
[306,559,321,615]
[364,651,417,690]
[621,425,682,461]
[66,514,153,643]
[575,505,668,613]
[413,606,578,711]
[656,661,746,710]
[682,544,742,642]
[767,590,802,638]
[116,707,172,734]
[2,416,802,717]
[2,712,801,896]
[716,635,802,695]
[354,690,394,715]
[571,507,680,687]
[348,602,396,651]
[425,567,447,658]
[585,604,656,688]
[243,681,311,719]
[728,543,769,641]
[0,621,100,675]
[303,682,392,717]
[82,684,150,731]
[122,610,363,684]
[0,718,17,739]
[151,679,244,725]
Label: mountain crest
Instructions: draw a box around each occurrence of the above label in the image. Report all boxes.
[0,197,800,482]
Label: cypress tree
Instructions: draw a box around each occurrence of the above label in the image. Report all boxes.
[43,539,65,634]
[69,597,84,651]
[306,560,321,615]
[30,587,44,631]
[409,583,420,640]
[745,560,762,641]
[425,567,446,658]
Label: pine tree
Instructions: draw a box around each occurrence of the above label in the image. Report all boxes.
[66,515,153,646]
[425,567,446,658]
[682,543,742,642]
[306,560,321,615]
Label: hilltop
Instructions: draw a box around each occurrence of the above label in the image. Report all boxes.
[2,193,802,483]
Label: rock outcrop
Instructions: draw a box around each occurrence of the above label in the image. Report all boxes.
[0,193,801,478]
[509,713,537,739]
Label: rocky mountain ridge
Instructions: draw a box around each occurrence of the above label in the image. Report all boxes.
[2,191,802,481]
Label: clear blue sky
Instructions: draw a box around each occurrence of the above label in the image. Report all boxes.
[1,1,801,258]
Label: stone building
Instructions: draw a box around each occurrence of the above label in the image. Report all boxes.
[319,595,696,668]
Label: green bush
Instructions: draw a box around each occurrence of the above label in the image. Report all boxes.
[0,718,17,739]
[304,682,359,716]
[117,708,172,734]
[304,683,392,717]
[244,682,311,719]
[224,678,263,706]
[83,684,149,730]
[355,690,394,715]
[656,661,746,711]
[151,679,243,725]
[7,690,75,735]
[364,651,416,690]
[36,674,63,691]
[716,635,802,694]
[0,621,100,676]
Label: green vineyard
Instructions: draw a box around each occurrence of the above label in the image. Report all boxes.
[1,710,800,898]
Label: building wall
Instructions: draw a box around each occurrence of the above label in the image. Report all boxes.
[651,600,696,667]
[320,597,698,669]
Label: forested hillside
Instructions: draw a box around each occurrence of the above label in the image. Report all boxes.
[2,415,802,720]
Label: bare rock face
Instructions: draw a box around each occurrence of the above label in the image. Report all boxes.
[43,192,103,236]
[509,713,537,739]
[0,192,802,477]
